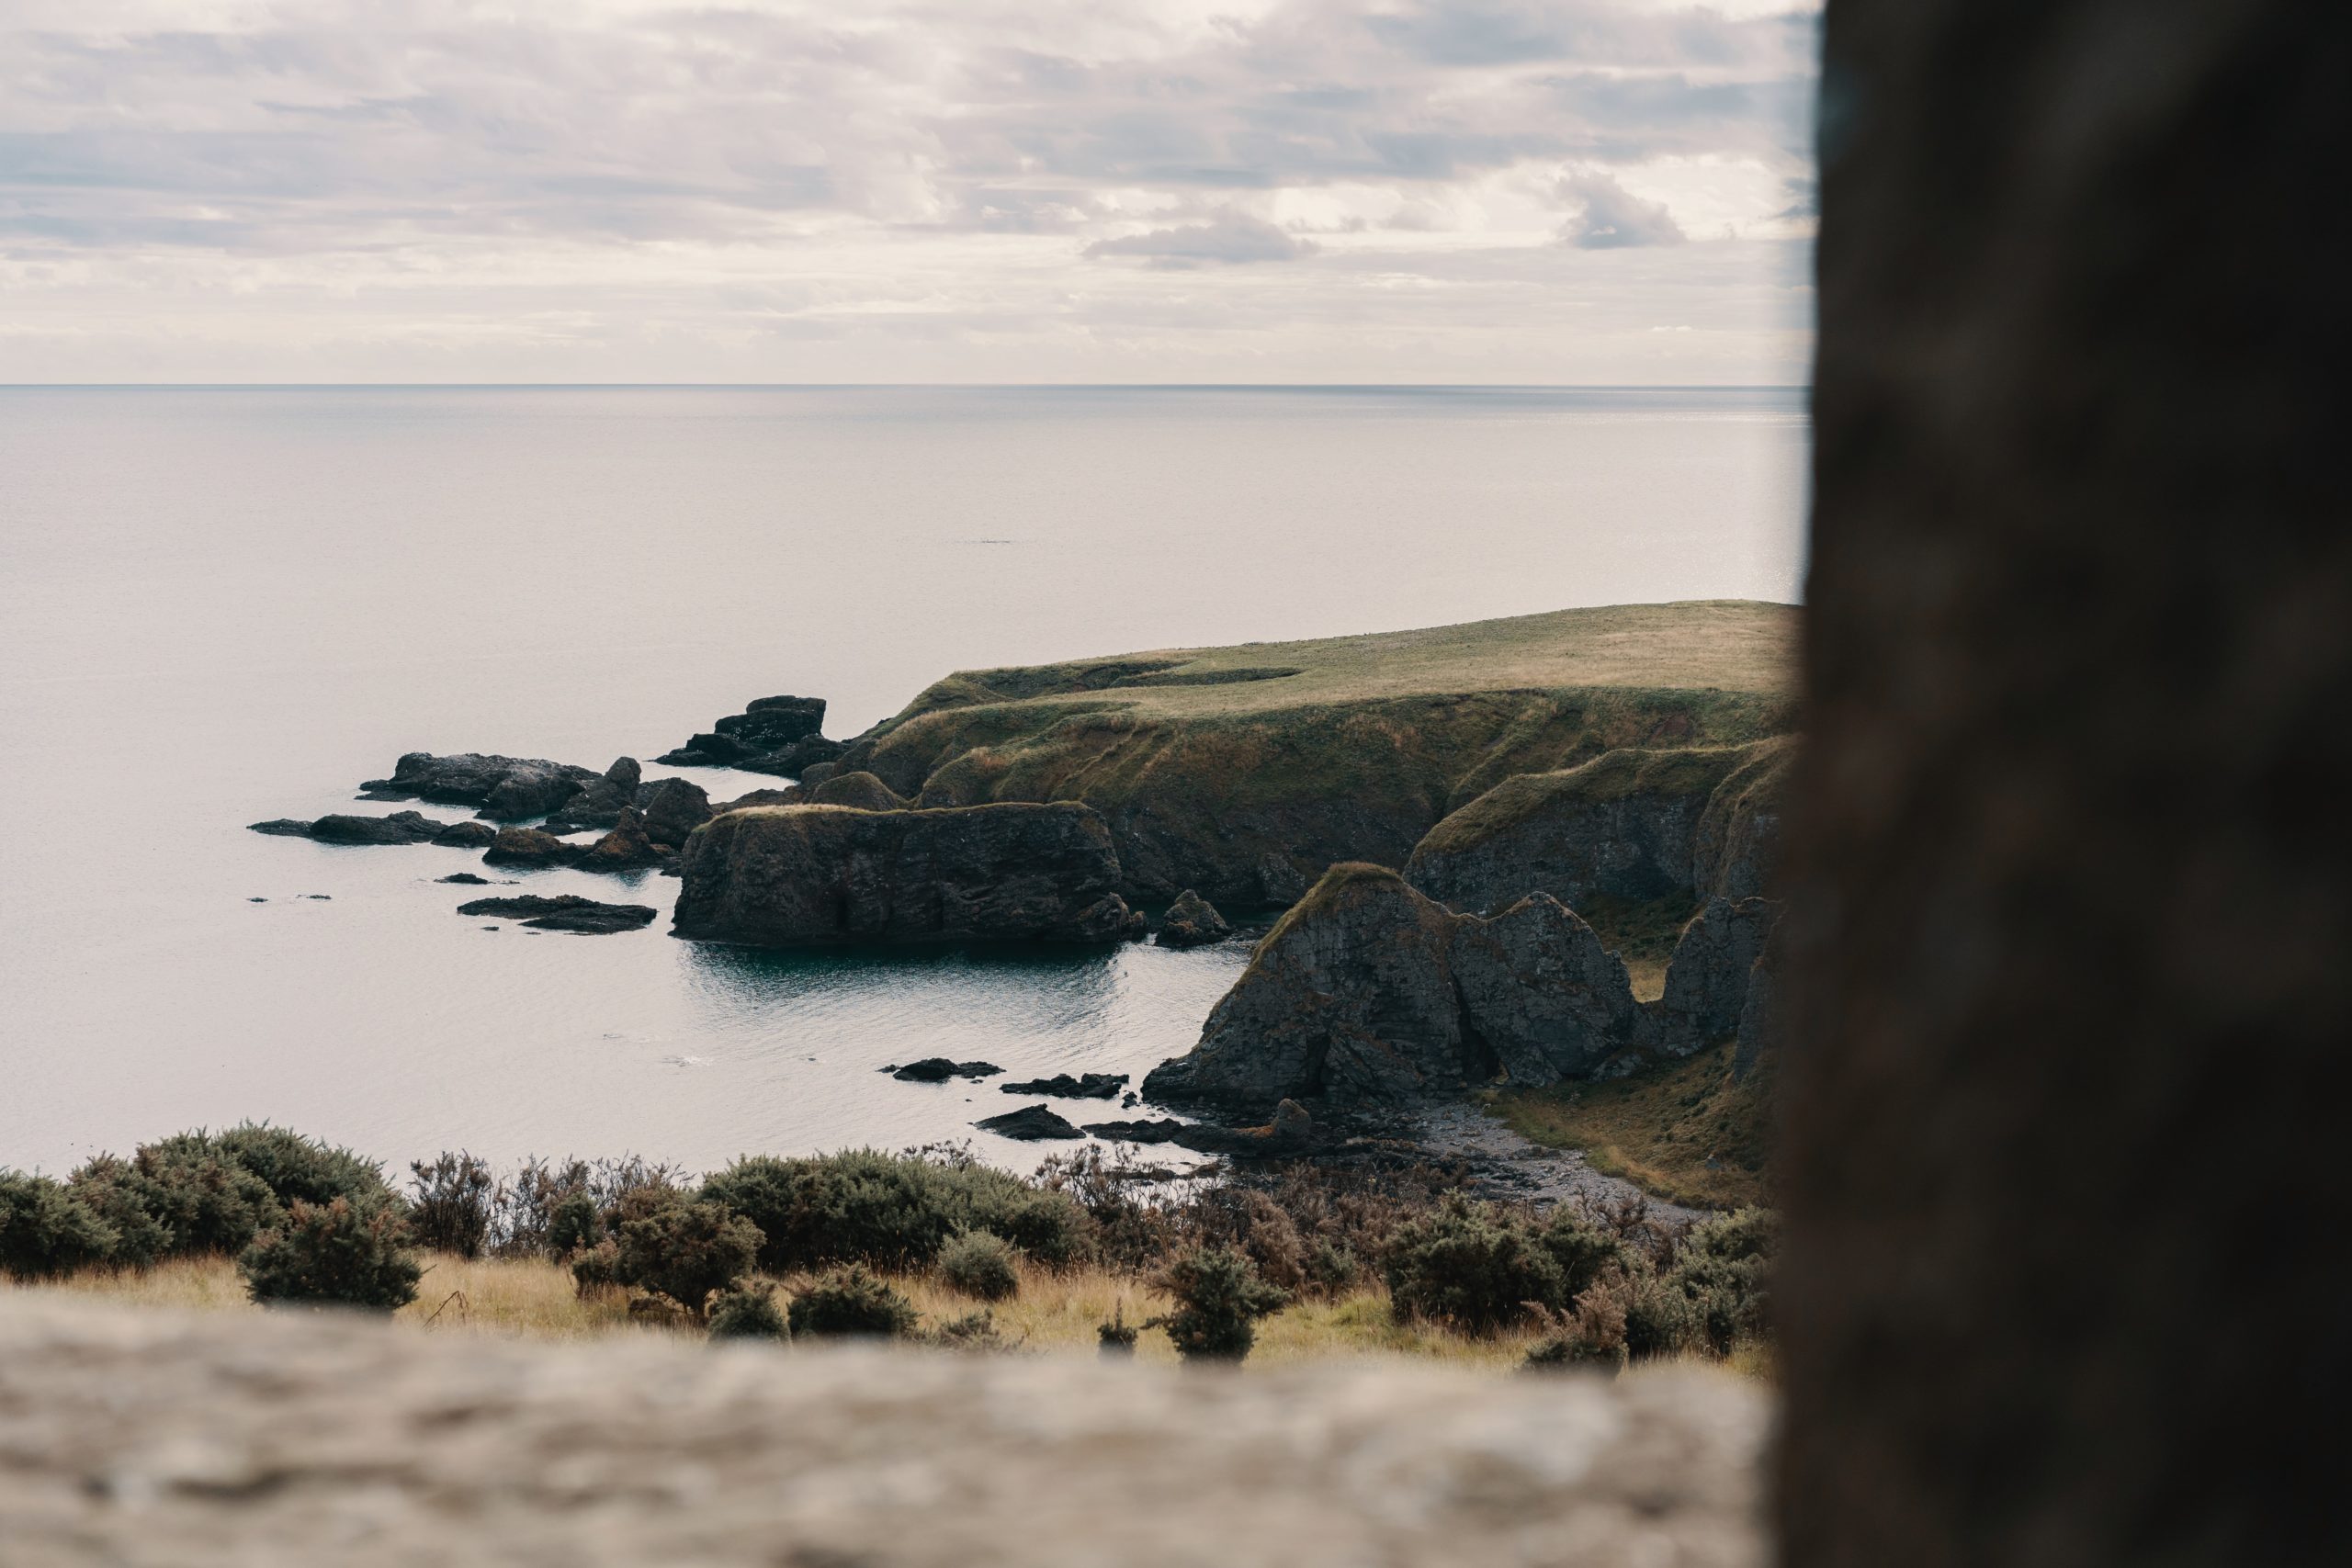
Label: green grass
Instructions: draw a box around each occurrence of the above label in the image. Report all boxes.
[1487,1043,1774,1209]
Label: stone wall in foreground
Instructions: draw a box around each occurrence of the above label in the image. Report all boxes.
[0,1294,1765,1568]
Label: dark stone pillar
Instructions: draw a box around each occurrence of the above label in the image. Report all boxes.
[1780,3,2350,1565]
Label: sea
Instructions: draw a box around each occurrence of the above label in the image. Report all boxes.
[0,386,1806,1179]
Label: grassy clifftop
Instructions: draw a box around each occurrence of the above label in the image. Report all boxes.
[822,602,1799,908]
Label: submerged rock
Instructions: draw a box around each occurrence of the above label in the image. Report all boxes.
[360,752,602,821]
[481,827,586,869]
[437,873,492,885]
[998,1073,1128,1100]
[888,1059,1004,1083]
[1155,889,1232,949]
[247,810,490,848]
[975,1105,1084,1141]
[453,895,657,933]
[672,802,1144,947]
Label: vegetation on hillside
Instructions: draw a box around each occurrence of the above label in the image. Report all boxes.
[1488,1042,1774,1209]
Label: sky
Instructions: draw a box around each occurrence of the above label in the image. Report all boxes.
[0,1,1819,384]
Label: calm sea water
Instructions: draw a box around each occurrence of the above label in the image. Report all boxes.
[0,386,1805,1178]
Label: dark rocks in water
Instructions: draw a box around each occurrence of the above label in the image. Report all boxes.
[656,696,833,771]
[888,1058,1004,1083]
[734,735,852,779]
[577,807,670,873]
[1077,1118,1288,1156]
[430,820,498,849]
[637,778,712,849]
[359,752,602,821]
[998,1073,1127,1100]
[672,801,1146,947]
[1403,739,1792,916]
[481,827,586,869]
[249,810,486,847]
[1143,863,1763,1117]
[975,1104,1083,1142]
[453,895,657,933]
[1154,889,1231,949]
[1642,896,1778,1059]
[542,758,645,834]
[437,873,492,885]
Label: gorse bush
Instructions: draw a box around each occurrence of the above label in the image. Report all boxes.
[1659,1206,1774,1354]
[707,1283,789,1342]
[787,1264,918,1338]
[214,1124,396,1213]
[237,1196,422,1310]
[1150,1245,1290,1362]
[699,1148,1090,1275]
[546,1188,603,1257]
[918,1308,1008,1352]
[613,1188,763,1316]
[88,1134,278,1258]
[0,1173,120,1280]
[54,1156,171,1269]
[938,1229,1022,1300]
[408,1152,493,1258]
[1382,1196,1633,1335]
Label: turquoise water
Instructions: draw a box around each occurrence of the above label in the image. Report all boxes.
[0,386,1805,1176]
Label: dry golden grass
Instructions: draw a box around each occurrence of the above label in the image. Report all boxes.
[1488,1043,1774,1210]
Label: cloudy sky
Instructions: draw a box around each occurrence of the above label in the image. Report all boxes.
[0,0,1818,383]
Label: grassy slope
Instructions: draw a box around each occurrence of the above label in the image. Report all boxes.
[1487,1043,1774,1209]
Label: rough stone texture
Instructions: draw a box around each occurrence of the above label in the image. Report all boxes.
[998,1072,1127,1099]
[1450,894,1641,1088]
[888,1058,1002,1083]
[576,807,667,873]
[736,735,852,778]
[657,695,834,771]
[673,803,1143,946]
[1643,897,1777,1059]
[543,758,644,834]
[481,827,585,869]
[1145,864,1475,1116]
[1404,741,1787,916]
[1147,865,1764,1118]
[249,810,486,847]
[973,1104,1084,1141]
[0,1295,1764,1568]
[359,751,600,818]
[1155,888,1232,949]
[453,895,657,933]
[1779,4,2352,1565]
[807,770,909,811]
[1728,922,1783,1084]
[636,777,713,848]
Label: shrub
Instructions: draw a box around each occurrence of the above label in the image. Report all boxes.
[408,1152,493,1258]
[1150,1245,1290,1362]
[546,1188,604,1257]
[570,1238,624,1294]
[1541,1207,1634,1302]
[1383,1196,1567,1334]
[613,1189,763,1316]
[215,1123,398,1212]
[1036,1145,1177,1272]
[939,1229,1021,1301]
[1522,1292,1631,1374]
[107,1134,277,1257]
[700,1149,1090,1275]
[1662,1207,1775,1354]
[707,1283,789,1342]
[0,1173,119,1280]
[787,1264,918,1338]
[918,1308,1008,1352]
[238,1197,422,1310]
[62,1156,173,1268]
[1618,1268,1701,1360]
[1182,1186,1308,1293]
[1098,1308,1140,1357]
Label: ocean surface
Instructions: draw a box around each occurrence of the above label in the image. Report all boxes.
[0,386,1806,1179]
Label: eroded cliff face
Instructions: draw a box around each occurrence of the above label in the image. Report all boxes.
[1403,738,1792,917]
[672,803,1141,946]
[1143,863,1781,1119]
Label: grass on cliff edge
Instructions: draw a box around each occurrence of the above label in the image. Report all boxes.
[888,600,1796,727]
[7,1253,1579,1371]
[1487,1042,1773,1210]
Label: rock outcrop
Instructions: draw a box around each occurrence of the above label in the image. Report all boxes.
[0,1293,1766,1567]
[481,827,585,869]
[249,811,492,848]
[1403,738,1792,917]
[672,803,1146,947]
[1145,863,1779,1118]
[360,752,603,821]
[454,895,657,933]
[656,695,843,774]
[576,807,668,873]
[974,1104,1084,1141]
[541,758,644,833]
[998,1072,1127,1099]
[807,771,908,811]
[636,777,712,848]
[1155,889,1232,949]
[888,1059,1003,1083]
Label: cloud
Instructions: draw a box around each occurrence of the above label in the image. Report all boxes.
[1085,213,1316,268]
[1558,171,1686,248]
